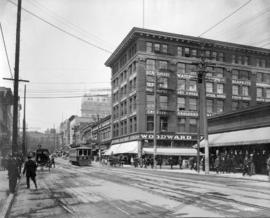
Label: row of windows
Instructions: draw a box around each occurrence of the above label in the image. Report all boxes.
[146,59,168,71]
[146,116,199,133]
[146,42,168,54]
[256,72,270,84]
[112,95,137,119]
[146,75,169,89]
[256,87,270,98]
[112,62,137,89]
[146,116,168,132]
[146,95,168,110]
[112,117,137,137]
[112,44,137,74]
[178,97,224,113]
[112,77,136,103]
[178,79,224,94]
[145,42,268,68]
[232,85,250,96]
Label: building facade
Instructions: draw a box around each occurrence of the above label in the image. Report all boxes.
[200,103,270,174]
[81,92,111,122]
[105,27,270,156]
[80,115,111,158]
[0,87,13,156]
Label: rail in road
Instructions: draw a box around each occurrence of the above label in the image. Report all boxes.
[9,159,270,218]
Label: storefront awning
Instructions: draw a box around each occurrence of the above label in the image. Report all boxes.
[143,147,202,156]
[197,126,270,148]
[105,141,139,155]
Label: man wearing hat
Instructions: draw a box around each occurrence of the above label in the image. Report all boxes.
[23,155,38,189]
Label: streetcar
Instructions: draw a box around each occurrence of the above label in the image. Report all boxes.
[69,147,92,166]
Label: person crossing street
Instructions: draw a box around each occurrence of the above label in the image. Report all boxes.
[23,155,38,189]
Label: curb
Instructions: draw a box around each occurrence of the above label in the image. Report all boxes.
[0,178,21,218]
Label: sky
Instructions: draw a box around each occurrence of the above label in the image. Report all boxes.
[0,0,270,132]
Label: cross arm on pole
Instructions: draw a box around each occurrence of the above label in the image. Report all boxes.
[3,77,30,83]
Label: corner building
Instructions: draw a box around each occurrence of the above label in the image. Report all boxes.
[105,27,270,156]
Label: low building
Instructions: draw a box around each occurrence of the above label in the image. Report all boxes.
[199,102,270,174]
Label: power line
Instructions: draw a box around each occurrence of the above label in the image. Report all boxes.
[27,0,115,49]
[198,0,253,37]
[8,0,113,54]
[0,22,13,78]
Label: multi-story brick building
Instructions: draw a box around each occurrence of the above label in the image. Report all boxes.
[105,27,270,156]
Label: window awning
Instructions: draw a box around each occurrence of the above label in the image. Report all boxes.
[196,126,270,148]
[143,147,202,156]
[105,141,139,155]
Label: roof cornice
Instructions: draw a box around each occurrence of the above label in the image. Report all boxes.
[105,27,270,67]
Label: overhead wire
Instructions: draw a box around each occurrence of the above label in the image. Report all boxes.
[8,0,113,54]
[0,22,13,78]
[208,4,270,43]
[198,0,253,37]
[27,0,115,49]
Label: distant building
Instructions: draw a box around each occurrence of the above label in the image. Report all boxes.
[0,87,13,156]
[105,27,270,156]
[26,130,58,153]
[81,90,111,122]
[80,115,111,158]
[59,115,76,147]
[69,116,92,147]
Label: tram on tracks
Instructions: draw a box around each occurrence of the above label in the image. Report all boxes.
[69,147,92,166]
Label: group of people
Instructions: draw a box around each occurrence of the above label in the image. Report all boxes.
[1,153,42,194]
[212,150,270,177]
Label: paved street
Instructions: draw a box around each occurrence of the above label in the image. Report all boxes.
[9,159,270,218]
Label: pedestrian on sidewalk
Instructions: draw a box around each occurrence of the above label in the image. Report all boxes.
[7,154,20,193]
[266,154,270,181]
[23,156,38,189]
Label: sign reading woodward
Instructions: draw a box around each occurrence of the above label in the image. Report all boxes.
[140,133,196,141]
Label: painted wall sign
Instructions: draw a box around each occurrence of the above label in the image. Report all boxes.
[140,133,197,141]
[232,80,251,86]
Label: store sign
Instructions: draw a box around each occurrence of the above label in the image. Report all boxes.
[256,83,270,88]
[232,96,251,101]
[257,97,270,102]
[232,80,251,86]
[177,111,198,117]
[140,133,196,141]
[146,70,170,77]
[177,73,196,79]
[146,110,168,115]
[206,93,226,99]
[177,90,198,96]
[111,134,140,144]
[206,77,225,83]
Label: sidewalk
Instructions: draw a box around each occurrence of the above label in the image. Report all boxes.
[90,161,269,182]
[0,170,19,218]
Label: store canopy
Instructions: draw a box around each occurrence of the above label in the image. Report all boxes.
[143,147,202,156]
[196,126,270,148]
[105,141,139,155]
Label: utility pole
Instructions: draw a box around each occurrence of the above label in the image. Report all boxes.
[22,84,26,157]
[198,44,212,174]
[153,61,158,169]
[12,0,22,155]
[196,80,201,173]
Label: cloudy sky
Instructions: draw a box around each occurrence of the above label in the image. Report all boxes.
[0,0,270,132]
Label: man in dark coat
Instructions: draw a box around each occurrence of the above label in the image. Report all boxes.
[23,156,38,189]
[7,155,20,193]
